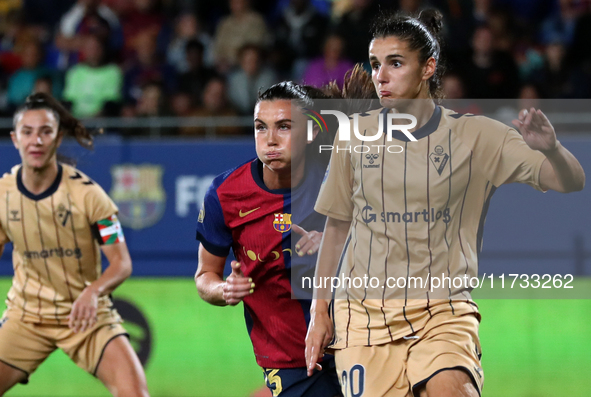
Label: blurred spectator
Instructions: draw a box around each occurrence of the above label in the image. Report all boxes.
[539,40,572,98]
[227,44,277,115]
[212,0,269,72]
[135,81,166,117]
[180,77,241,136]
[539,0,579,46]
[334,0,381,64]
[170,91,194,118]
[431,0,477,57]
[398,0,425,15]
[302,34,354,88]
[53,0,123,70]
[63,35,122,118]
[441,73,482,114]
[7,40,59,108]
[457,25,519,98]
[178,39,216,106]
[22,0,74,33]
[272,0,328,80]
[120,0,165,60]
[123,29,177,103]
[167,13,214,73]
[32,75,53,95]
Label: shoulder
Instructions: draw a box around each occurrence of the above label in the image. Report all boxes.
[61,164,106,196]
[441,107,510,144]
[0,165,18,191]
[210,159,255,192]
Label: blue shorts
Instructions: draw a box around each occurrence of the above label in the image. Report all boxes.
[263,358,342,397]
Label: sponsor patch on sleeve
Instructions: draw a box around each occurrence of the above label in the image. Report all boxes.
[93,214,125,245]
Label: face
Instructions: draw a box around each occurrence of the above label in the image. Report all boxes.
[369,36,435,107]
[254,100,309,175]
[11,109,61,171]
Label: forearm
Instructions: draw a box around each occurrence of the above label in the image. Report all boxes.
[195,272,227,306]
[88,258,132,297]
[542,142,585,192]
[313,217,351,303]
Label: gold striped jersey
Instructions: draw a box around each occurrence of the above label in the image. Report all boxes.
[0,163,118,324]
[315,106,546,348]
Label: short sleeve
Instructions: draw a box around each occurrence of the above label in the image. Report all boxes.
[314,137,355,221]
[195,182,233,257]
[466,117,546,191]
[85,184,119,224]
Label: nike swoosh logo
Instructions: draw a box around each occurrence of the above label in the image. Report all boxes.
[239,207,260,217]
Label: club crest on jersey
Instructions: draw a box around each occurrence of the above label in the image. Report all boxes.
[429,145,449,175]
[273,213,291,233]
[110,164,166,230]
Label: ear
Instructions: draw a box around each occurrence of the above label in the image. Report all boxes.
[307,124,320,144]
[422,57,437,81]
[10,131,18,149]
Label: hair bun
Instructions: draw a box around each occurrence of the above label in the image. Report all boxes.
[418,8,443,37]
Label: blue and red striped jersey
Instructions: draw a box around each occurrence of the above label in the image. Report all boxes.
[196,158,326,368]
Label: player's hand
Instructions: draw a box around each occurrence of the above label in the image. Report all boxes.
[293,224,322,257]
[69,286,99,333]
[512,108,559,153]
[222,261,254,306]
[305,303,333,377]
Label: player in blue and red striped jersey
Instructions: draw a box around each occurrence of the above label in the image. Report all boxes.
[194,81,342,397]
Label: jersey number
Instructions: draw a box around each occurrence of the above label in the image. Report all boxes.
[264,368,283,396]
[341,364,365,397]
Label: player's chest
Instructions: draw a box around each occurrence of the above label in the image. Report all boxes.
[4,191,88,244]
[350,134,475,201]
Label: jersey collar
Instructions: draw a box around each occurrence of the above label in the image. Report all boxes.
[17,164,63,201]
[380,105,442,142]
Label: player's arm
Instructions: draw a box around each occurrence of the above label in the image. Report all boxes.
[195,245,254,307]
[306,216,351,377]
[512,108,585,193]
[69,241,132,333]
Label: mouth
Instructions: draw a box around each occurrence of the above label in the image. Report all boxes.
[265,151,282,159]
[28,151,46,158]
[379,90,392,97]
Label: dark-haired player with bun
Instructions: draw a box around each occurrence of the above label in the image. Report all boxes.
[0,93,149,396]
[306,9,584,397]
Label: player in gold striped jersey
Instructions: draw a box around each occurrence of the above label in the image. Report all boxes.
[0,94,149,396]
[306,9,585,397]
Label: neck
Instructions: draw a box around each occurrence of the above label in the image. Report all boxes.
[263,159,305,190]
[21,162,59,195]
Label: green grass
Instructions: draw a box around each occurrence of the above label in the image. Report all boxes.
[1,277,590,396]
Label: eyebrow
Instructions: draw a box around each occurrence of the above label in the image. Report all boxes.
[254,118,292,124]
[369,54,404,62]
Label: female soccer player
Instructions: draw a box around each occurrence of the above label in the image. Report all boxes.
[305,9,585,397]
[195,81,342,397]
[0,93,149,397]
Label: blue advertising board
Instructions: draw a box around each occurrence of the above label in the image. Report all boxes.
[0,136,589,277]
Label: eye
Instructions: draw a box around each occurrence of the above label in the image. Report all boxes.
[390,60,402,68]
[371,63,380,71]
[255,124,266,131]
[279,123,290,130]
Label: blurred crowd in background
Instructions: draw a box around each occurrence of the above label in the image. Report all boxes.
[1,0,591,136]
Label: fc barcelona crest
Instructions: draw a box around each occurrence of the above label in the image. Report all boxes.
[273,213,292,233]
[110,164,166,230]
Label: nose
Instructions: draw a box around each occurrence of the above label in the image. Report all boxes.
[35,134,43,144]
[376,65,387,84]
[266,128,278,146]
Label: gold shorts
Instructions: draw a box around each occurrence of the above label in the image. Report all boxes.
[0,309,127,382]
[334,312,483,397]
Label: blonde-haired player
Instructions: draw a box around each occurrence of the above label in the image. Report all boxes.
[0,93,149,396]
